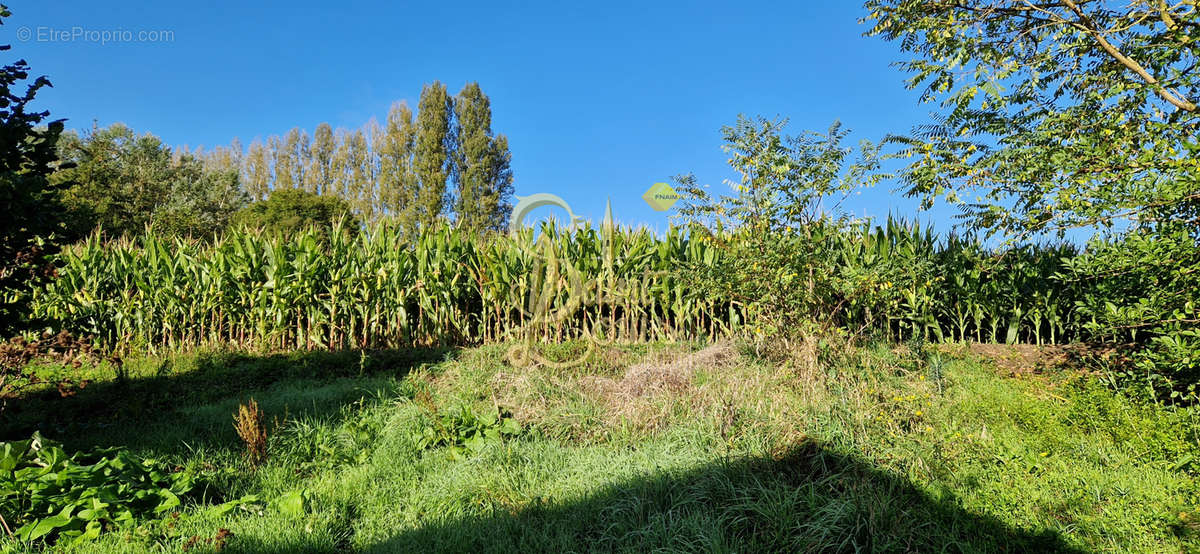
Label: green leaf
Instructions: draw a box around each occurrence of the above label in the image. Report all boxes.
[19,507,74,541]
[274,490,309,517]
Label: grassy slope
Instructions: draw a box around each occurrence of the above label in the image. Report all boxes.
[2,342,1197,553]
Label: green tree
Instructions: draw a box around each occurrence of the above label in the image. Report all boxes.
[283,127,310,190]
[232,188,359,240]
[674,116,889,347]
[54,124,247,238]
[413,81,452,230]
[331,128,353,201]
[0,5,78,334]
[53,124,175,235]
[269,134,295,190]
[243,138,271,202]
[345,128,373,220]
[377,103,418,232]
[202,139,241,176]
[452,82,514,233]
[864,0,1200,399]
[307,123,335,194]
[153,156,247,239]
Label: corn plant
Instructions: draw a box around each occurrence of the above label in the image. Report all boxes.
[31,218,1090,353]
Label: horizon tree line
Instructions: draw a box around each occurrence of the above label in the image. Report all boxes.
[59,81,514,238]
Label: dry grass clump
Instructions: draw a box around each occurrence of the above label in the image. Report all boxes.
[580,341,737,401]
[233,398,268,467]
[488,340,833,442]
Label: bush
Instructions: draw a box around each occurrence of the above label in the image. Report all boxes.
[232,189,360,240]
[674,116,895,351]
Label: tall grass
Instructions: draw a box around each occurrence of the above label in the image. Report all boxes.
[31,218,1090,351]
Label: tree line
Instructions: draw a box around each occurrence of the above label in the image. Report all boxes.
[52,81,514,238]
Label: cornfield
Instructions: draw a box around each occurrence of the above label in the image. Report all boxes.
[32,221,735,351]
[31,218,1093,352]
[833,218,1083,345]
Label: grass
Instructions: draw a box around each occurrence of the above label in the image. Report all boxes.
[2,341,1197,553]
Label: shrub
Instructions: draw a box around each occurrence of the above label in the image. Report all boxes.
[232,189,360,240]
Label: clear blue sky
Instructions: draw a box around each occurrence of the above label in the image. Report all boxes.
[11,0,956,230]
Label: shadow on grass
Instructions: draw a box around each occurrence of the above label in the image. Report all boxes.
[233,440,1085,554]
[0,347,452,453]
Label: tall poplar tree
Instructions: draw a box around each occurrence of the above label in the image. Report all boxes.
[331,128,353,201]
[203,142,241,176]
[452,82,514,233]
[377,102,417,226]
[346,127,373,220]
[308,123,335,194]
[485,134,515,231]
[243,139,271,202]
[271,129,302,190]
[291,128,311,190]
[413,81,452,229]
[229,138,243,172]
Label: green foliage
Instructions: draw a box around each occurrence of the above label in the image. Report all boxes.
[412,81,453,232]
[863,0,1198,232]
[864,0,1200,399]
[0,433,197,546]
[153,166,245,239]
[231,188,360,240]
[452,82,514,234]
[411,404,522,459]
[377,103,418,228]
[1064,225,1200,401]
[0,6,78,335]
[53,123,248,239]
[673,116,891,343]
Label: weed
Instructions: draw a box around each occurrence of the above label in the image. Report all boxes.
[233,398,267,467]
[412,403,522,458]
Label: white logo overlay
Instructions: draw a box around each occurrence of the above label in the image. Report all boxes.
[507,193,585,234]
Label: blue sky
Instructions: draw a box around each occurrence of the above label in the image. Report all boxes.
[11,0,954,230]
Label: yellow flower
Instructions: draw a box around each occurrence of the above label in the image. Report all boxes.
[924,426,933,432]
[1040,452,1049,457]
[915,411,923,416]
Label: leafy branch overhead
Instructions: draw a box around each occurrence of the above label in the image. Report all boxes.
[863,0,1199,236]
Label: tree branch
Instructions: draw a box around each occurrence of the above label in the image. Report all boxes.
[1059,0,1198,112]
